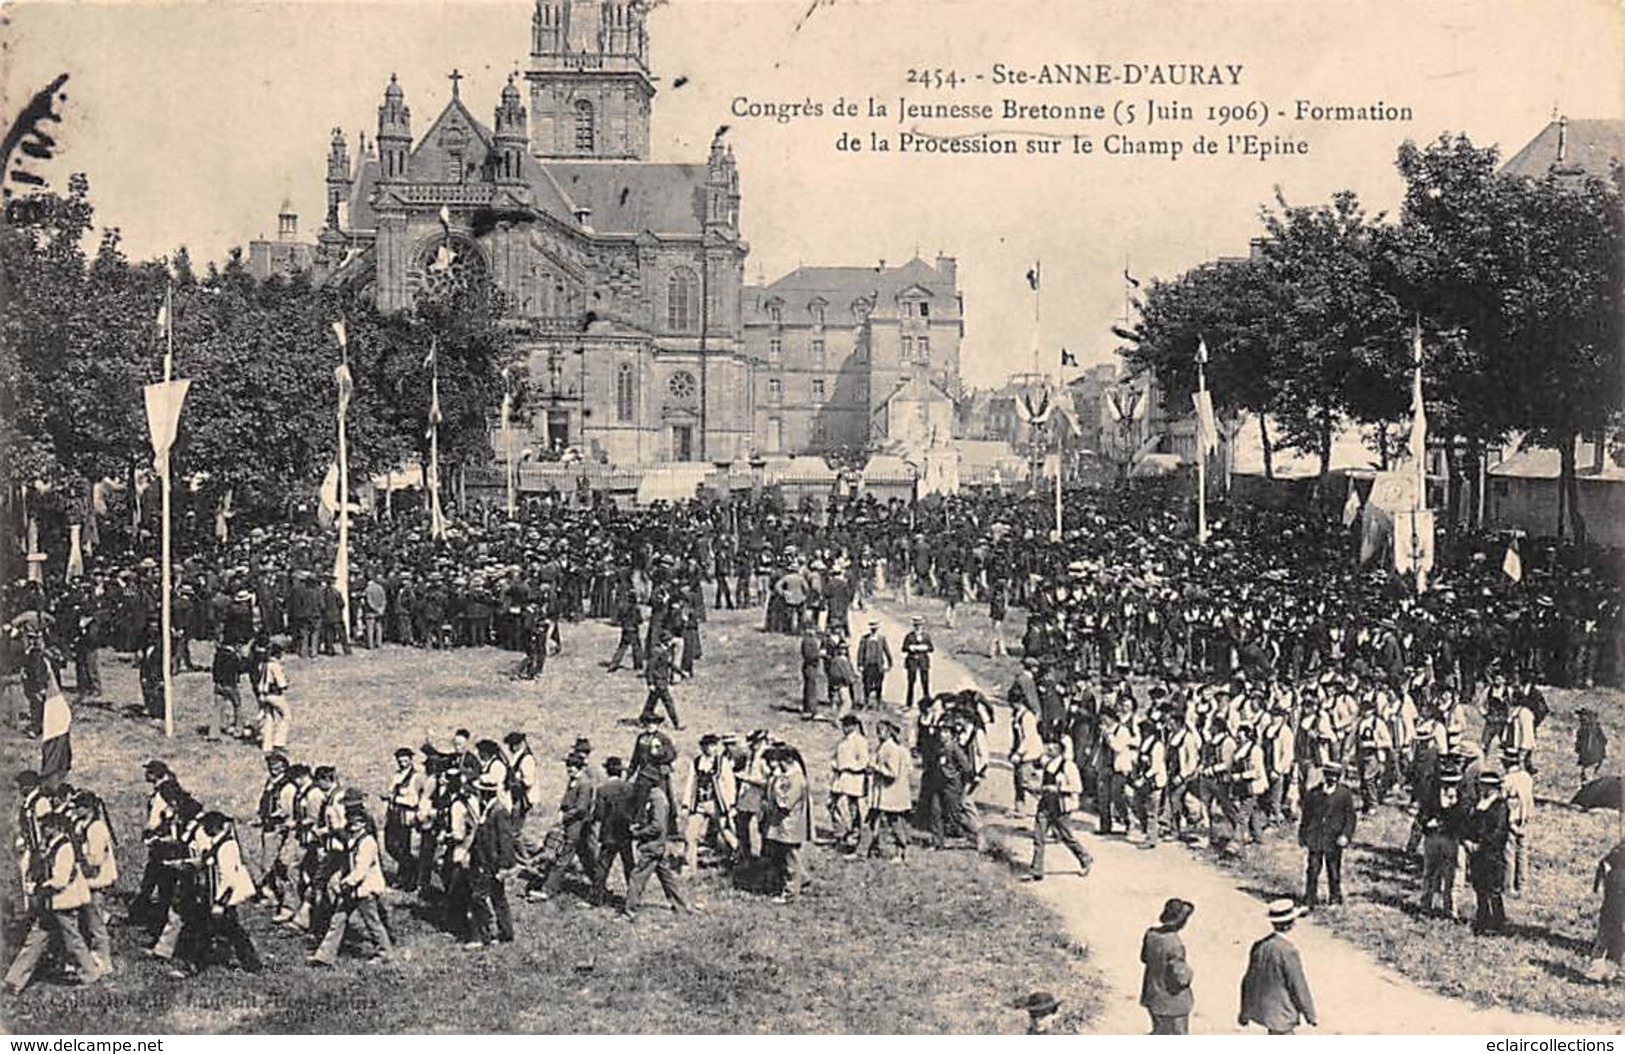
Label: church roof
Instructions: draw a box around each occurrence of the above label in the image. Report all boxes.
[348,154,380,231]
[410,95,499,181]
[1501,118,1625,180]
[743,257,957,325]
[545,162,709,235]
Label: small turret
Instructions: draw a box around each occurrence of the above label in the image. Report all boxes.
[493,75,529,181]
[277,198,298,241]
[325,128,351,230]
[705,130,738,232]
[377,74,412,180]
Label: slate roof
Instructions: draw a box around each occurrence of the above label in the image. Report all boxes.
[1501,119,1625,180]
[743,257,957,326]
[545,162,709,236]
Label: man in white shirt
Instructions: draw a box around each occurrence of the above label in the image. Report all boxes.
[1500,747,1535,898]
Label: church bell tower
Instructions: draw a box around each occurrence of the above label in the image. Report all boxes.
[527,0,655,160]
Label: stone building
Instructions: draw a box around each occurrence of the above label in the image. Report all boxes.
[740,256,963,454]
[267,0,963,465]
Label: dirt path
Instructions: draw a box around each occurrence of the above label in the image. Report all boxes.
[864,603,1612,1035]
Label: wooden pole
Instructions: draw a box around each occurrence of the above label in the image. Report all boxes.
[161,285,175,739]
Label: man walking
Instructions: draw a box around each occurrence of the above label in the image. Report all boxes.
[1024,739,1092,882]
[1239,900,1318,1034]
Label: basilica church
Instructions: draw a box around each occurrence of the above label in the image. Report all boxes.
[264,0,963,465]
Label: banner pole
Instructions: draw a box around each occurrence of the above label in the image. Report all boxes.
[161,287,174,739]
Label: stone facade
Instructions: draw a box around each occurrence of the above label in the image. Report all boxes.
[741,256,963,454]
[279,0,962,465]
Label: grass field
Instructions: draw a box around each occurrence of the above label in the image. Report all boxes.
[914,603,1625,1023]
[0,606,1102,1034]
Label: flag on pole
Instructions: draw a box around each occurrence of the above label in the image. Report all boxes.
[332,319,348,353]
[1192,389,1219,456]
[155,294,169,338]
[1053,385,1082,437]
[318,461,340,527]
[334,362,354,421]
[1025,262,1040,291]
[438,204,452,232]
[40,682,72,782]
[1196,336,1210,365]
[1502,539,1523,583]
[1342,483,1363,527]
[67,524,84,579]
[143,379,192,478]
[1409,325,1428,481]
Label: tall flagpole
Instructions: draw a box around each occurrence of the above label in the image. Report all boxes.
[333,322,352,642]
[1196,338,1209,546]
[501,367,516,518]
[1410,321,1428,593]
[160,282,175,738]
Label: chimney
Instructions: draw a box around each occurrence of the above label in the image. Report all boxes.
[1557,115,1568,164]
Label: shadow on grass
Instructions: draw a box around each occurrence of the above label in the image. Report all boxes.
[1531,956,1597,986]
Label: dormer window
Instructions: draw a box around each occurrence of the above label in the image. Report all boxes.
[767,299,783,325]
[809,299,827,327]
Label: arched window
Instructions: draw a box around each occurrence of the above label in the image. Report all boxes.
[667,267,699,332]
[616,362,635,422]
[574,99,595,153]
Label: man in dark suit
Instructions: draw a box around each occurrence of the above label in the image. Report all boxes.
[1299,761,1357,907]
[1239,899,1318,1034]
[533,752,598,902]
[1465,770,1511,935]
[856,621,892,708]
[1140,897,1196,1034]
[902,615,934,711]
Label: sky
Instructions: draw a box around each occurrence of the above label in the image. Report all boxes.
[7,0,1623,387]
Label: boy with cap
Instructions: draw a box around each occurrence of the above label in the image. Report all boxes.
[856,718,913,861]
[1013,991,1062,1034]
[311,793,393,966]
[384,748,423,890]
[1501,748,1534,897]
[1239,899,1317,1034]
[828,716,869,850]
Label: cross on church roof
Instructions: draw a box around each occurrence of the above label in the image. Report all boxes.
[449,68,464,99]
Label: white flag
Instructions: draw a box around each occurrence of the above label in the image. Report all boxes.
[1409,327,1427,480]
[67,524,84,579]
[143,379,192,477]
[1341,484,1362,527]
[1502,540,1523,583]
[1192,389,1219,457]
[331,319,348,351]
[334,362,354,420]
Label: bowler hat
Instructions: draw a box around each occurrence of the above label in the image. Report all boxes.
[1012,991,1061,1016]
[1159,897,1196,927]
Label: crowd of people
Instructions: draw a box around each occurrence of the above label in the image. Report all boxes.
[4,478,1623,1013]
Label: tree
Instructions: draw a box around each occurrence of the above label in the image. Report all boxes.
[1390,134,1624,541]
[1257,189,1406,487]
[1118,256,1288,477]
